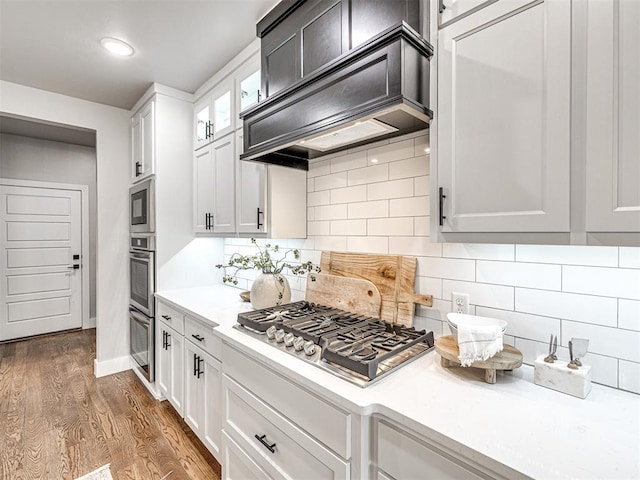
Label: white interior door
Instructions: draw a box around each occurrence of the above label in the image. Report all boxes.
[0,185,82,341]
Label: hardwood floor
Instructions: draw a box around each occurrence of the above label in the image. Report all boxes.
[0,329,222,480]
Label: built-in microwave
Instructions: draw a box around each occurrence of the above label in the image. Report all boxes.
[130,177,155,233]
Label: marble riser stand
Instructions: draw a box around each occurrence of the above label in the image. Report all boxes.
[534,355,592,399]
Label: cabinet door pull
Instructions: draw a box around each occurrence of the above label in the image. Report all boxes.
[162,331,167,350]
[192,334,204,342]
[257,90,262,103]
[161,314,171,321]
[205,213,212,230]
[193,353,198,377]
[255,434,276,453]
[197,357,204,378]
[166,332,171,349]
[439,0,446,13]
[135,161,142,177]
[256,207,263,229]
[439,187,447,226]
[207,121,214,139]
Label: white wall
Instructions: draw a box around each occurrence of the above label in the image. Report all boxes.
[224,131,640,395]
[0,133,98,319]
[0,80,130,376]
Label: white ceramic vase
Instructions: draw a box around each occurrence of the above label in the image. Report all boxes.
[250,273,291,309]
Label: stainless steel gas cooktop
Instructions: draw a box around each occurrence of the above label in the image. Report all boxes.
[235,301,435,387]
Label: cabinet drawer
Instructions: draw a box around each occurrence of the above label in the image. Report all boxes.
[157,301,184,334]
[185,315,221,360]
[223,430,272,480]
[223,344,352,459]
[224,375,349,480]
[377,420,484,480]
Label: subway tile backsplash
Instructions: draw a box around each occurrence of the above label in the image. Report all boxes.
[224,133,640,394]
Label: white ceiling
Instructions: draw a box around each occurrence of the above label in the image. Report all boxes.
[0,0,277,110]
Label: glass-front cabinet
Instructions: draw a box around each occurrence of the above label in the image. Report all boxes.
[193,80,234,150]
[236,52,261,122]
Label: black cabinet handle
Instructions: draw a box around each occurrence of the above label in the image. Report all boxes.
[192,334,204,342]
[193,353,198,377]
[206,121,214,139]
[162,314,171,321]
[205,212,213,230]
[197,357,204,378]
[439,0,446,13]
[439,187,447,226]
[135,161,142,176]
[257,90,262,103]
[162,331,166,350]
[255,434,276,453]
[256,208,263,229]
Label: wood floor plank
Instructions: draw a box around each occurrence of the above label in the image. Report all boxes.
[0,329,221,480]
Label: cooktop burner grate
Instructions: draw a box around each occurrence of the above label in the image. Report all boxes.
[236,301,435,386]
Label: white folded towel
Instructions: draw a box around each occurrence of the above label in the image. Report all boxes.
[457,324,503,367]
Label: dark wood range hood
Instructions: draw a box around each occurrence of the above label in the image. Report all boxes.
[240,0,433,171]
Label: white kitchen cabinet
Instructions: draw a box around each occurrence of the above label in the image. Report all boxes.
[184,339,223,457]
[439,0,494,27]
[585,0,640,233]
[131,98,155,183]
[193,135,236,234]
[236,54,261,117]
[235,129,266,234]
[193,80,235,150]
[223,431,272,480]
[222,343,351,479]
[436,0,571,233]
[374,418,488,480]
[156,319,184,416]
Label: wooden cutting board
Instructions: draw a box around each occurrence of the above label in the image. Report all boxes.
[305,273,382,318]
[319,251,433,327]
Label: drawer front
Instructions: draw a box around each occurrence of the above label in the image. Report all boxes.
[157,301,185,334]
[223,344,352,459]
[377,421,484,480]
[223,430,272,480]
[185,315,221,359]
[224,375,349,480]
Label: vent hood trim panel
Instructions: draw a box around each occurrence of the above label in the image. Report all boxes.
[241,22,433,168]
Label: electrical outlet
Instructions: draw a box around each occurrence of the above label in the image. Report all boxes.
[451,292,470,314]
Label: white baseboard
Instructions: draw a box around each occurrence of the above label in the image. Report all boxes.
[83,317,96,329]
[93,355,131,378]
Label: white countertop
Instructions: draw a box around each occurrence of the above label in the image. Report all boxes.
[156,285,640,480]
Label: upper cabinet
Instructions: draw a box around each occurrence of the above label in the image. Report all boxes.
[236,54,261,115]
[431,0,640,244]
[131,99,156,183]
[436,0,571,233]
[585,0,640,233]
[194,80,234,150]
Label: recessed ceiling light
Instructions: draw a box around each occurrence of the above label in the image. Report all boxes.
[100,37,134,56]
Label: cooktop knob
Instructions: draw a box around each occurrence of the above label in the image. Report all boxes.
[275,329,286,343]
[284,332,295,347]
[293,336,305,351]
[303,340,316,356]
[266,326,277,340]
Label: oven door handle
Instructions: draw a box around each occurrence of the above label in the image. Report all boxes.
[130,251,152,260]
[129,308,150,325]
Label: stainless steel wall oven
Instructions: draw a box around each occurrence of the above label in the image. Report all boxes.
[129,234,155,382]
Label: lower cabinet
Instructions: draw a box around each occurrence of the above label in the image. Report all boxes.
[221,343,351,480]
[222,431,272,480]
[155,300,223,460]
[184,334,223,458]
[156,320,184,415]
